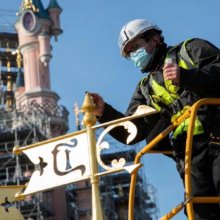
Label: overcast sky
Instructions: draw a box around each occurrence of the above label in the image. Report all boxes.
[3,1,220,219]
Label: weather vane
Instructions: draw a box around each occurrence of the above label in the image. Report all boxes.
[12,93,155,219]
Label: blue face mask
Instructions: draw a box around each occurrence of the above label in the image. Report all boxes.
[129,47,152,70]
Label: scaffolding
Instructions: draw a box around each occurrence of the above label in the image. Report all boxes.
[0,101,70,218]
[0,109,50,219]
[99,132,159,220]
[0,11,69,219]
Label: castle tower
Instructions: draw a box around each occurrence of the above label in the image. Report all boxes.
[47,0,63,41]
[15,0,68,137]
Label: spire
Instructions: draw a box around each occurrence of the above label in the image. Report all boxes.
[20,0,49,19]
[16,68,24,88]
[46,0,63,41]
[47,0,62,11]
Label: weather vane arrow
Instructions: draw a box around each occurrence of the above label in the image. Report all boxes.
[13,133,91,196]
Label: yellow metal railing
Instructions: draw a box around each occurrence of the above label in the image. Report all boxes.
[128,98,220,220]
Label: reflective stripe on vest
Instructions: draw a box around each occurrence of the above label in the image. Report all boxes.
[178,39,196,69]
[174,39,204,138]
[147,39,204,138]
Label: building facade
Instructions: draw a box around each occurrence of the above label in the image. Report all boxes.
[0,0,68,219]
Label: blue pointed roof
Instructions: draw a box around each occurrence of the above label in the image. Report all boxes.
[47,0,62,11]
[16,69,25,88]
[20,0,49,19]
[32,0,50,19]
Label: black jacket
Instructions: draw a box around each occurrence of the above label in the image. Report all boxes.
[99,38,220,147]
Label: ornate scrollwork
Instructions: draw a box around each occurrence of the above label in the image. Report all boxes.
[96,120,137,171]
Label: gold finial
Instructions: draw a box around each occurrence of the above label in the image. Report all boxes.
[81,92,96,112]
[81,92,96,127]
[16,50,22,69]
[6,75,12,92]
[15,191,26,201]
[7,60,11,73]
[6,64,13,111]
[13,145,22,155]
[23,0,39,12]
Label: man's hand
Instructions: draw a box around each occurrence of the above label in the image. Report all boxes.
[90,93,105,117]
[163,63,180,85]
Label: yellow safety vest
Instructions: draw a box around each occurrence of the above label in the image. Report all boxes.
[140,39,204,139]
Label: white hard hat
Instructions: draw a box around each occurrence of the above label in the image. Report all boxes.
[118,19,162,57]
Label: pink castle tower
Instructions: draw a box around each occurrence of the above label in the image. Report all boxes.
[15,0,68,137]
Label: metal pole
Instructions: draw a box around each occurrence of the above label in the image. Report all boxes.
[81,92,104,220]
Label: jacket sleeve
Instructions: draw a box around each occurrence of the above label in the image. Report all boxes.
[99,81,171,148]
[179,38,220,97]
[99,83,160,144]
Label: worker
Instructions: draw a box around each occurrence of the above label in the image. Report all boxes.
[91,19,220,219]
